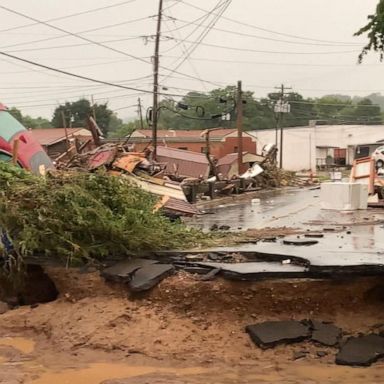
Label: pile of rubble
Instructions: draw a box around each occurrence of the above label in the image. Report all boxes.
[57,143,197,217]
[55,134,317,212]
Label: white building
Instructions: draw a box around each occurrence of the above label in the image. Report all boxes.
[250,123,384,171]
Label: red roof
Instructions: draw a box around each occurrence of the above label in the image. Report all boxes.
[137,128,236,139]
[217,152,248,167]
[30,128,91,146]
[156,146,209,179]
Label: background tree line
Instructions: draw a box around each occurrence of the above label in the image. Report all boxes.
[8,90,384,139]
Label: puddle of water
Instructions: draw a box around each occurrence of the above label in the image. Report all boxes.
[0,337,35,354]
[30,363,209,384]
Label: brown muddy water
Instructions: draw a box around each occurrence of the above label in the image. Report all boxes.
[0,335,384,383]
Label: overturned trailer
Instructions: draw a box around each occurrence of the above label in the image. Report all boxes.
[0,104,53,174]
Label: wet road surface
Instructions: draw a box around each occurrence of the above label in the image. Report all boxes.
[188,188,384,268]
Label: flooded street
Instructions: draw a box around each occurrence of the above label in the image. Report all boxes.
[188,188,384,268]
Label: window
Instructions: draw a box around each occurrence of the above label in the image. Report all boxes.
[0,111,26,141]
[178,147,188,151]
[234,146,238,152]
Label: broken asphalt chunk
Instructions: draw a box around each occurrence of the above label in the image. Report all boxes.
[101,259,158,283]
[129,264,174,292]
[199,268,221,281]
[245,320,311,349]
[336,334,384,367]
[310,320,341,347]
[304,233,324,238]
[283,237,319,246]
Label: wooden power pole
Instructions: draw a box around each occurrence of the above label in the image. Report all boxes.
[152,0,163,160]
[236,80,244,175]
[61,110,70,150]
[137,97,144,129]
[274,84,292,169]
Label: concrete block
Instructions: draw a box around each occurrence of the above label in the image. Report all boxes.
[320,182,368,210]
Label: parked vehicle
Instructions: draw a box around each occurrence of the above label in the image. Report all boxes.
[371,145,384,168]
[0,103,53,174]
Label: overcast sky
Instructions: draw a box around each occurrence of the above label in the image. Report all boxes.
[0,0,380,120]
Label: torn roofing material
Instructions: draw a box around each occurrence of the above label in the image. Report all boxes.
[156,146,209,179]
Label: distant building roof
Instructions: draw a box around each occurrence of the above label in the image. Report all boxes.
[156,146,210,179]
[30,128,92,146]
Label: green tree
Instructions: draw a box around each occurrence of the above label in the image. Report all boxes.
[8,107,52,128]
[355,0,384,62]
[8,107,23,123]
[352,98,382,124]
[51,98,113,135]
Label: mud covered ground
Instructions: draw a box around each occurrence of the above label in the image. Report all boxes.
[0,268,384,383]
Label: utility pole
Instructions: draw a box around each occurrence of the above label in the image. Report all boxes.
[61,110,70,150]
[274,84,292,169]
[90,95,97,123]
[137,97,144,129]
[152,0,163,160]
[236,80,244,175]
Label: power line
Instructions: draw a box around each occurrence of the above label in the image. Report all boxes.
[0,4,220,88]
[163,17,207,90]
[179,0,362,45]
[161,0,231,85]
[0,23,150,52]
[0,50,221,100]
[168,37,359,55]
[0,0,140,33]
[168,16,361,47]
[161,0,228,55]
[162,55,381,67]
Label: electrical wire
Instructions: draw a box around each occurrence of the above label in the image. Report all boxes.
[0,50,221,100]
[168,37,359,55]
[161,0,231,84]
[0,4,220,88]
[0,0,140,33]
[179,0,362,45]
[161,0,228,55]
[162,55,383,67]
[167,16,361,47]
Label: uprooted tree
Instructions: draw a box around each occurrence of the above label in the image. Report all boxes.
[0,163,206,283]
[355,0,384,62]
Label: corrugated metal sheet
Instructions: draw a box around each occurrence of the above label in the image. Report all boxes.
[164,197,198,216]
[113,154,145,173]
[157,146,209,178]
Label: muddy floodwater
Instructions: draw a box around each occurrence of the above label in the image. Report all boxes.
[1,334,384,384]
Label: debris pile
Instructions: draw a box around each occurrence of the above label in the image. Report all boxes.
[57,143,197,216]
[253,164,299,188]
[0,163,205,276]
[58,141,311,207]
